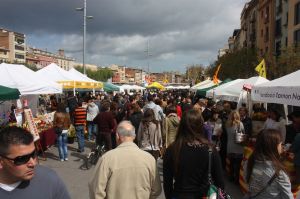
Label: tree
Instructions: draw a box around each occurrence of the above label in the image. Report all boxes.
[186,64,205,83]
[206,48,259,80]
[74,66,113,82]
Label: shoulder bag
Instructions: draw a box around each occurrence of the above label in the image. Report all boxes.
[205,148,231,199]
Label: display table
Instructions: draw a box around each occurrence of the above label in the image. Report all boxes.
[239,145,300,198]
[38,128,57,151]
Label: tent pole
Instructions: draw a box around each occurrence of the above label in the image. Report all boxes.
[73,81,76,96]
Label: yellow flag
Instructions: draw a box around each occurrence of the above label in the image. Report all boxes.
[213,64,221,84]
[255,59,267,78]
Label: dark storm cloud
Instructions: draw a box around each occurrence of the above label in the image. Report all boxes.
[0,0,248,71]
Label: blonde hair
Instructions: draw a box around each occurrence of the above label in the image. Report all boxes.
[227,111,241,127]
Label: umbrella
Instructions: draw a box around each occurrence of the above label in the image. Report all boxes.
[0,85,20,101]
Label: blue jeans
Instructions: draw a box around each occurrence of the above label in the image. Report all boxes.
[87,122,97,140]
[57,133,68,160]
[75,125,85,152]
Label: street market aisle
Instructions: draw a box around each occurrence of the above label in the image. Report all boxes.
[40,142,243,199]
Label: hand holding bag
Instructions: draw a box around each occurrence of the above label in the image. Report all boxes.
[235,122,248,144]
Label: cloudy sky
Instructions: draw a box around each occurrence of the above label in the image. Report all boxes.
[1,0,248,72]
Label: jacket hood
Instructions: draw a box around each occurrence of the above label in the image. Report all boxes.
[168,114,180,127]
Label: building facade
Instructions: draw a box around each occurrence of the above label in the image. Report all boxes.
[0,28,26,63]
[288,0,300,46]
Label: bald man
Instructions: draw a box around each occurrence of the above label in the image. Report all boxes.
[89,121,161,199]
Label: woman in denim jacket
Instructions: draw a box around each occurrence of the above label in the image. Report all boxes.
[245,129,293,199]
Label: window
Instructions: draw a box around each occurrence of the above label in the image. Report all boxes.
[15,54,24,59]
[294,29,300,44]
[275,19,282,37]
[276,41,281,56]
[295,2,300,25]
[265,27,269,42]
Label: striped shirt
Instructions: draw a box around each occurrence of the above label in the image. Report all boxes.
[74,107,87,126]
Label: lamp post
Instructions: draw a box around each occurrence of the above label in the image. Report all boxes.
[76,0,93,75]
[144,40,152,80]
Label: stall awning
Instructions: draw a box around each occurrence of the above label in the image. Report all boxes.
[0,85,20,100]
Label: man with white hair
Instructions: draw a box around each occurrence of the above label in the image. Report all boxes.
[89,121,162,199]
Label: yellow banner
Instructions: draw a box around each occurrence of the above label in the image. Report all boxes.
[255,59,267,78]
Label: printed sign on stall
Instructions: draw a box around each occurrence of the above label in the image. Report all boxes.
[24,109,40,141]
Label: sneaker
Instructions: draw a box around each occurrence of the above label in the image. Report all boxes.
[64,158,68,161]
[60,159,64,162]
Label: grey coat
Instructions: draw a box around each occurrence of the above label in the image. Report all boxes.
[246,160,293,199]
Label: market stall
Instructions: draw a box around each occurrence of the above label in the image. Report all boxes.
[0,63,62,95]
[36,63,101,93]
[68,68,103,89]
[196,78,231,96]
[190,79,212,91]
[103,82,120,92]
[0,85,20,101]
[252,70,300,106]
[206,79,245,99]
[147,82,165,90]
[211,76,269,102]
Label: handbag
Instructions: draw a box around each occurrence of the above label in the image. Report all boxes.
[235,122,248,144]
[205,148,231,199]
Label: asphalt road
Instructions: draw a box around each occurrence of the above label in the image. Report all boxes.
[39,141,243,199]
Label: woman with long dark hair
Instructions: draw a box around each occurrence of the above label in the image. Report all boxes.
[163,109,224,199]
[137,108,162,160]
[245,129,293,199]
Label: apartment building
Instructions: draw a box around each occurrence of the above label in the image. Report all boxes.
[27,47,75,70]
[109,64,126,83]
[274,0,289,56]
[0,28,26,63]
[257,0,276,56]
[288,0,300,46]
[240,0,259,49]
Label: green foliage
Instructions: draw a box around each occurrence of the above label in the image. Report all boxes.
[273,45,300,78]
[186,64,205,82]
[74,66,113,82]
[23,63,38,71]
[206,48,259,80]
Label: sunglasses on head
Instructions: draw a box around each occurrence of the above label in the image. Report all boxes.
[1,150,37,166]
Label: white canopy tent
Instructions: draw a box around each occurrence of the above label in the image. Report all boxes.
[212,76,269,102]
[166,85,190,90]
[190,79,221,91]
[119,84,145,93]
[190,79,212,91]
[68,68,102,84]
[251,70,300,106]
[36,63,102,89]
[0,63,62,95]
[206,79,245,99]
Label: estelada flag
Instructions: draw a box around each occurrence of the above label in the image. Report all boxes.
[213,64,221,84]
[255,59,267,78]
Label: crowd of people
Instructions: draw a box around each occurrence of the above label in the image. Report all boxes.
[1,89,300,199]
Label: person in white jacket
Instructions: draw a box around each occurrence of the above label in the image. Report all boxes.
[263,109,286,143]
[87,99,99,141]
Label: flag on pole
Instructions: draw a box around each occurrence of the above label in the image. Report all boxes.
[255,59,267,78]
[213,64,221,84]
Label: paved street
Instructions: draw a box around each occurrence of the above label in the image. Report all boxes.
[39,141,243,199]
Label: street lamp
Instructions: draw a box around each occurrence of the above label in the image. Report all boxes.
[76,0,93,75]
[144,40,152,76]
